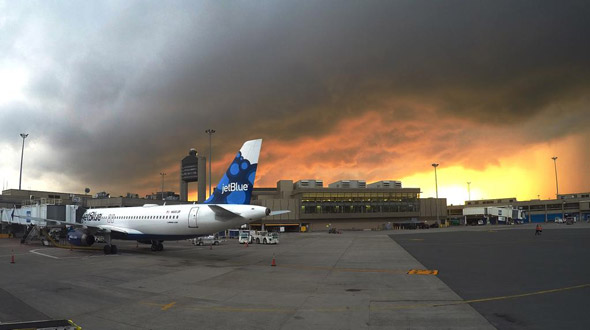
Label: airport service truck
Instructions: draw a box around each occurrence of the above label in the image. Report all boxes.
[251,231,279,244]
[239,230,254,244]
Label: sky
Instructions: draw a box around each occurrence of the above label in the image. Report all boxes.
[1,0,589,205]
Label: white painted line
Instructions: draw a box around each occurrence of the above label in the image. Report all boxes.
[30,249,60,259]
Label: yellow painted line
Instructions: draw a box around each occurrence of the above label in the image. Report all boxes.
[408,269,439,275]
[162,302,176,311]
[373,283,590,311]
[140,283,590,314]
[452,283,590,305]
[409,238,424,241]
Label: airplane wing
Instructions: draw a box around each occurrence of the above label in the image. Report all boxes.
[96,225,144,235]
[207,205,241,220]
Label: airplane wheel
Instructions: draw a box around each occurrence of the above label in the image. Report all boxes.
[110,245,118,254]
[103,245,112,255]
[157,243,164,251]
[151,244,158,252]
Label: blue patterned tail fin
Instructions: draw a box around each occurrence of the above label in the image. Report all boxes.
[204,139,262,205]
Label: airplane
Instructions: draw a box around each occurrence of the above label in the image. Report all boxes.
[12,139,288,254]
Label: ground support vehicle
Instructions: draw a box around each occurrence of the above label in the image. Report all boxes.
[238,230,254,244]
[192,235,222,246]
[251,231,279,244]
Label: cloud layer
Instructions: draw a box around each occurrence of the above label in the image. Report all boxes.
[1,1,589,200]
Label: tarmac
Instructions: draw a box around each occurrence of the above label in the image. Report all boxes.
[0,222,588,329]
[390,222,590,330]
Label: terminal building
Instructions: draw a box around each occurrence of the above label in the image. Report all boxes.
[251,180,446,231]
[447,192,590,224]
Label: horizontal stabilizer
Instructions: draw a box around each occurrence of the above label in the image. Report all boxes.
[268,210,290,216]
[208,205,241,220]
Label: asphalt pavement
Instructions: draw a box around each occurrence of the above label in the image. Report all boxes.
[390,224,590,330]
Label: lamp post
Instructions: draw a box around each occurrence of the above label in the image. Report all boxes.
[432,163,439,225]
[551,156,559,199]
[467,181,471,202]
[160,172,166,200]
[19,133,29,190]
[205,129,216,197]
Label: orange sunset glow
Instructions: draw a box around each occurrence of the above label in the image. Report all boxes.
[188,107,589,205]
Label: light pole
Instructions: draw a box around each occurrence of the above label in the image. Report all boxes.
[551,156,559,199]
[205,129,216,197]
[19,133,29,190]
[432,163,440,225]
[467,181,471,202]
[160,172,166,200]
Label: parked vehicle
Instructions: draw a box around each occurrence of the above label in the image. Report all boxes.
[250,231,280,244]
[238,230,254,244]
[192,235,221,246]
[265,232,279,244]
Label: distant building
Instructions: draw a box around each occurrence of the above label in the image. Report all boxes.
[448,192,590,224]
[367,180,402,189]
[294,180,323,189]
[251,179,446,232]
[146,191,180,201]
[94,191,110,199]
[328,180,366,189]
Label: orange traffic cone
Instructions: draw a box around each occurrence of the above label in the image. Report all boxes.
[10,250,15,264]
[271,253,276,267]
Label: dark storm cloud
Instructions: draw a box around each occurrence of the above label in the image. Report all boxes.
[3,0,590,194]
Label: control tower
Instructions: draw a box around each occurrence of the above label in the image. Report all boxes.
[179,149,207,202]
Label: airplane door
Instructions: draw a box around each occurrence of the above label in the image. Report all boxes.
[188,207,199,228]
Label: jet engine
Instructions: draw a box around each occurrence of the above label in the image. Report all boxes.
[67,229,96,246]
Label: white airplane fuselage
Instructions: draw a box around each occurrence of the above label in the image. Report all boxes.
[82,204,269,240]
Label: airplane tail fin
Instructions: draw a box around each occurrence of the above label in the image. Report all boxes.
[204,139,262,205]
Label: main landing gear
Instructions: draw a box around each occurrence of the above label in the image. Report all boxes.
[103,233,117,255]
[103,244,118,255]
[151,240,164,252]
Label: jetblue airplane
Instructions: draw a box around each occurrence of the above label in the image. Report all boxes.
[13,139,287,254]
